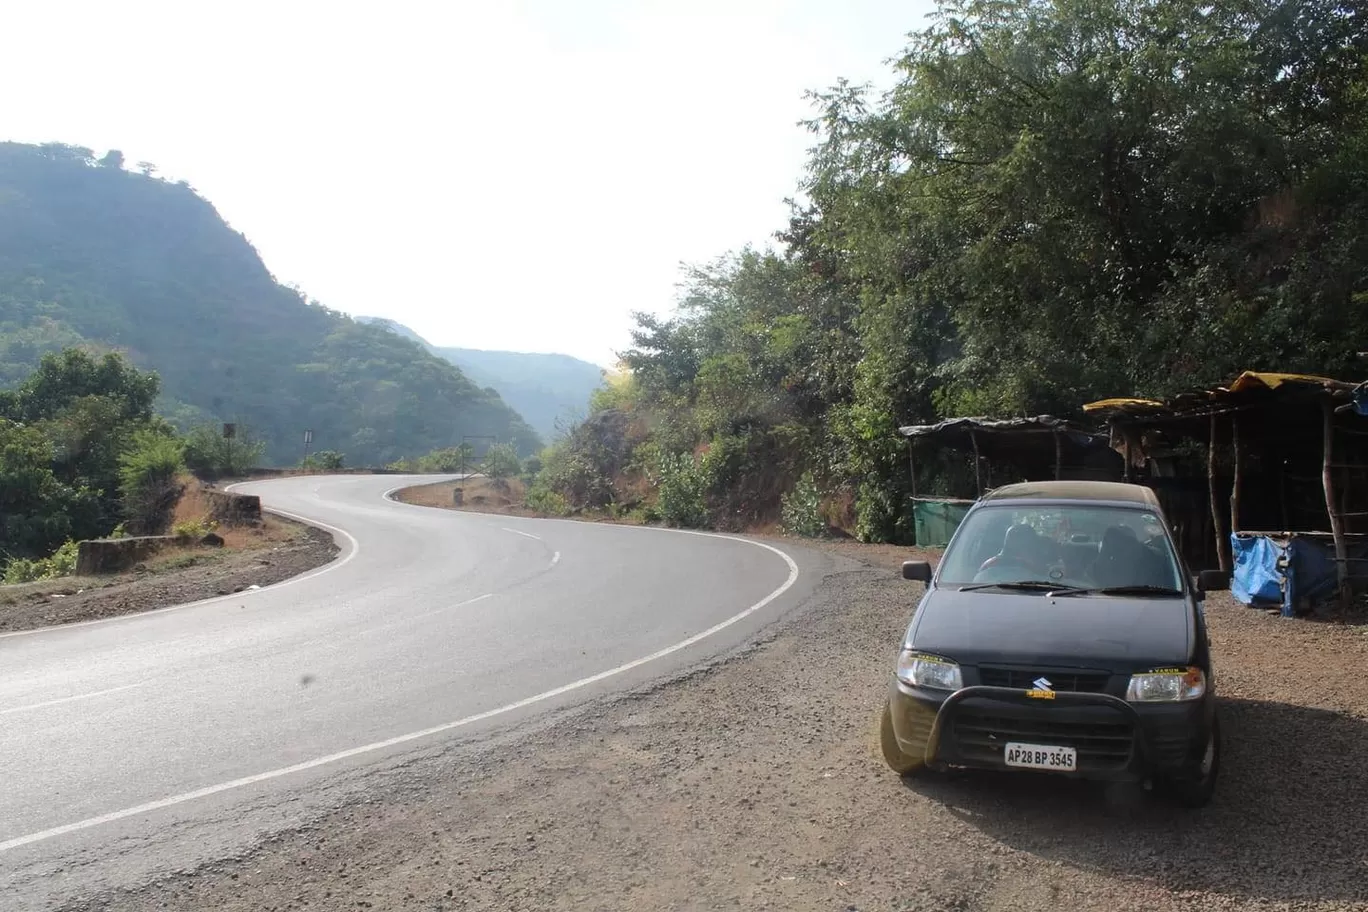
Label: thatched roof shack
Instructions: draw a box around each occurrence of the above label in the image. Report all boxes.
[1084,372,1368,614]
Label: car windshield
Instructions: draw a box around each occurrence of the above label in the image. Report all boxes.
[936,502,1184,593]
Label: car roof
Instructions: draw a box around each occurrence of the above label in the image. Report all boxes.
[978,480,1161,508]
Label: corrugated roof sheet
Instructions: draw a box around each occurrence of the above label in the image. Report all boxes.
[898,415,1095,438]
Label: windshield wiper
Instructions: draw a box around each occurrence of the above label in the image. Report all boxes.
[1063,584,1185,597]
[958,581,1090,594]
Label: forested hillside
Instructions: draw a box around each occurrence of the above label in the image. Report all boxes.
[528,0,1368,542]
[358,317,605,439]
[0,142,540,464]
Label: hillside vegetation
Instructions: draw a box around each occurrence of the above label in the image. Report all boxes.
[358,317,606,439]
[525,0,1368,542]
[0,142,540,465]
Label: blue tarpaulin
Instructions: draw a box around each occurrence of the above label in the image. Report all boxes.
[1231,533,1366,616]
[1231,534,1284,607]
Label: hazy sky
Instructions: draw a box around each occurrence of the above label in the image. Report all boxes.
[3,0,935,367]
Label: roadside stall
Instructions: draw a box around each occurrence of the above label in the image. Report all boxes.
[896,416,1122,546]
[1083,372,1368,615]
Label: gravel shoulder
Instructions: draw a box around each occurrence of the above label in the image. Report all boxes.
[0,518,339,633]
[74,524,1368,912]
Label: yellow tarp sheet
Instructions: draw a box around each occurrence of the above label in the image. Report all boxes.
[1226,371,1335,392]
[1082,397,1164,412]
[1084,372,1336,413]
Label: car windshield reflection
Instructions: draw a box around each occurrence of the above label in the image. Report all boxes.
[938,503,1184,594]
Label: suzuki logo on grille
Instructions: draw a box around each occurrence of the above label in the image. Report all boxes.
[1032,677,1053,691]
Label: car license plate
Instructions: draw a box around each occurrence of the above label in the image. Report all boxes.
[1004,742,1077,771]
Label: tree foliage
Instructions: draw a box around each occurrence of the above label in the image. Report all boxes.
[531,0,1368,542]
[0,351,182,571]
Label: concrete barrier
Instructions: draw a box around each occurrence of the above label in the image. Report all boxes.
[76,536,178,576]
[204,491,263,527]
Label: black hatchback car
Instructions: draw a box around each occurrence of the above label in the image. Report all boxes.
[880,481,1228,807]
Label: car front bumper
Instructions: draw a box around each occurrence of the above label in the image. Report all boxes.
[887,679,1212,782]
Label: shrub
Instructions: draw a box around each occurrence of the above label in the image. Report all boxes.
[413,446,471,473]
[780,472,827,538]
[172,518,217,540]
[524,485,570,516]
[655,451,707,528]
[119,430,186,534]
[301,450,345,471]
[3,540,80,584]
[483,442,522,479]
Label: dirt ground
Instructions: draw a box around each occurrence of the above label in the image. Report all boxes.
[79,509,1368,912]
[0,490,339,633]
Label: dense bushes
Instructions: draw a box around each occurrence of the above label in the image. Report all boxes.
[301,450,345,471]
[182,424,266,477]
[3,540,80,584]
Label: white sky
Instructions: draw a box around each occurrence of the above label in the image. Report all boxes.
[2,0,933,367]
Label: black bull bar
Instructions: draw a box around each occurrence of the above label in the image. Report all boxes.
[923,685,1148,767]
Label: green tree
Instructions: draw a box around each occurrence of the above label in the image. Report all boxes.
[0,349,165,538]
[0,419,96,563]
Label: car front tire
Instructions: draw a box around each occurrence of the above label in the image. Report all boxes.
[1161,713,1221,808]
[879,698,929,777]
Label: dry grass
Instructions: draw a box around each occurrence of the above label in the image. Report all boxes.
[170,478,301,549]
[396,477,531,514]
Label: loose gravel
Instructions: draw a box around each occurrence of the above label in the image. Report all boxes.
[67,540,1368,912]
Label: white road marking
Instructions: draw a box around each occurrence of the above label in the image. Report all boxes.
[551,552,561,566]
[403,593,493,625]
[0,540,799,854]
[501,527,543,542]
[0,683,146,716]
[0,500,360,642]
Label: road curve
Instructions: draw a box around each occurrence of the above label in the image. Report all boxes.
[0,474,819,908]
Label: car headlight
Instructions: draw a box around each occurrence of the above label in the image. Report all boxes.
[1125,667,1206,702]
[896,651,963,691]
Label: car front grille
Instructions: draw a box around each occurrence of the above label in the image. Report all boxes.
[949,706,1135,771]
[976,666,1111,693]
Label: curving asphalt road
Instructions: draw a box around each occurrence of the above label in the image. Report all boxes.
[0,474,822,909]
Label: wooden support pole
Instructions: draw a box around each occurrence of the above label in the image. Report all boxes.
[1322,399,1351,612]
[971,430,983,496]
[907,438,918,500]
[1054,429,1063,480]
[1279,458,1290,532]
[1209,414,1230,572]
[1229,414,1241,535]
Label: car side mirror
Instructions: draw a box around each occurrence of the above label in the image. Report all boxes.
[902,560,932,584]
[1197,569,1229,593]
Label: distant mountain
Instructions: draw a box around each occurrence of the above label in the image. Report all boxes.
[357,317,605,440]
[0,141,541,464]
